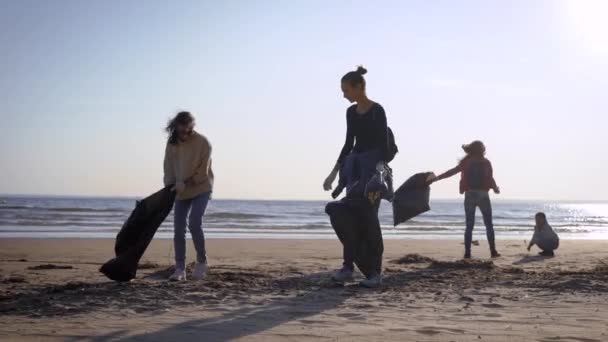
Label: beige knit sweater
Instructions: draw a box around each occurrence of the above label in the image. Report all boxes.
[163,131,214,200]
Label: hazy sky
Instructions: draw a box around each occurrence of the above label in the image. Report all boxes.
[1,0,607,200]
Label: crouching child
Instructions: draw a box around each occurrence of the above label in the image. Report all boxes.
[527,212,559,257]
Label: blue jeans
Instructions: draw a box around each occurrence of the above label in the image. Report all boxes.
[464,191,496,253]
[174,192,211,270]
[342,149,382,196]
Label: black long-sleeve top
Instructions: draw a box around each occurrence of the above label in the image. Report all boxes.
[337,103,389,165]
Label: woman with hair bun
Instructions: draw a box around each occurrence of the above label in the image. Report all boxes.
[323,66,391,288]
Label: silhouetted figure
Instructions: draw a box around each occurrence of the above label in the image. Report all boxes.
[323,66,394,288]
[430,140,501,259]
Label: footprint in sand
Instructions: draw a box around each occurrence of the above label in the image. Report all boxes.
[2,276,27,284]
[353,303,375,309]
[538,337,601,342]
[416,328,441,336]
[337,313,365,321]
[27,264,73,271]
[482,303,505,309]
[298,319,327,325]
[416,326,466,336]
[459,296,475,302]
[484,313,502,318]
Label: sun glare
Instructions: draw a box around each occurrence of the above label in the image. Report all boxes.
[563,0,608,57]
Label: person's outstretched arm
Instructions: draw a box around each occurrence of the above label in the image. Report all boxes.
[527,231,538,251]
[433,165,462,183]
[324,113,354,191]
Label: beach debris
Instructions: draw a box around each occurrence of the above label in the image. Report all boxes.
[2,276,27,284]
[460,240,480,246]
[459,295,475,302]
[138,261,161,270]
[429,259,494,270]
[392,254,435,264]
[594,260,608,273]
[550,278,595,291]
[502,267,525,274]
[27,264,73,271]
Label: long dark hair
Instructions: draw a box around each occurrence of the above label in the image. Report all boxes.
[165,111,194,145]
[459,140,486,165]
[535,212,548,228]
[341,65,367,89]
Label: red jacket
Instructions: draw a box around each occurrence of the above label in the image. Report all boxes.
[459,157,497,194]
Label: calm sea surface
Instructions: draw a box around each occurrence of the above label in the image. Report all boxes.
[1,196,607,240]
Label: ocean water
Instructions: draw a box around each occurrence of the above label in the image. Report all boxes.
[1,196,608,240]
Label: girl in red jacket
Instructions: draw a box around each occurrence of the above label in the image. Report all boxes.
[431,140,501,259]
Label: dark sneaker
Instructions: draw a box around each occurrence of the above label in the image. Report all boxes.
[491,251,501,258]
[464,252,472,259]
[539,250,555,257]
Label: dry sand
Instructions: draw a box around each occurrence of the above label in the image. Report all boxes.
[1,238,607,341]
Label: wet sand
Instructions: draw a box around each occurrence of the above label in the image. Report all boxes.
[1,238,607,341]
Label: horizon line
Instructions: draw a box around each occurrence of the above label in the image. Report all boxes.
[1,193,608,203]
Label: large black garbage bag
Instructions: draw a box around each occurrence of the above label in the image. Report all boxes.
[393,172,434,226]
[100,186,176,282]
[326,198,383,278]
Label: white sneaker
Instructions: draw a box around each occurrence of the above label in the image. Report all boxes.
[169,268,187,281]
[331,265,354,283]
[192,262,208,280]
[359,273,382,288]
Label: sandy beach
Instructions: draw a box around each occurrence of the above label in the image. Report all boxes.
[0,238,607,341]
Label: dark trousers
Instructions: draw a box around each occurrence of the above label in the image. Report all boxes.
[342,149,382,195]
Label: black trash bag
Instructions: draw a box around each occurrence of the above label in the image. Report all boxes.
[100,186,176,282]
[326,198,383,278]
[393,172,435,226]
